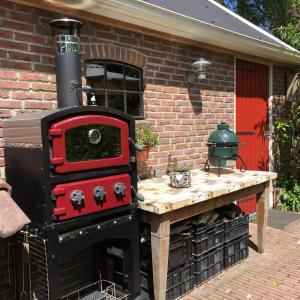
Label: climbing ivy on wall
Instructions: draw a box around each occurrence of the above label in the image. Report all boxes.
[274,73,300,212]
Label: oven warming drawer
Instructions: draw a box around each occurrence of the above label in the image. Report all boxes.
[52,174,131,221]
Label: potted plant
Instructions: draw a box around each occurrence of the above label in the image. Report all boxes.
[135,125,159,161]
[169,159,192,188]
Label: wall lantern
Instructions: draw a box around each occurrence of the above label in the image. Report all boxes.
[188,58,211,82]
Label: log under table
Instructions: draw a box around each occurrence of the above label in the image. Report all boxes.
[138,168,277,300]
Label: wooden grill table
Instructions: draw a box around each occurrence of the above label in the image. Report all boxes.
[137,168,277,300]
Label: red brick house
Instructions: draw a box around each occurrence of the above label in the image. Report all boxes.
[0,0,299,298]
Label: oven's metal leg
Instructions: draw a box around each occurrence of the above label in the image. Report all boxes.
[126,213,141,299]
[46,231,62,300]
[47,257,61,300]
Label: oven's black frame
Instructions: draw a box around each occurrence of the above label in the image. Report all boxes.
[15,210,141,300]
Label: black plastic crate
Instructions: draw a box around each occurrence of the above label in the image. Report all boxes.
[192,219,224,255]
[140,220,193,272]
[224,233,249,269]
[224,214,249,242]
[141,232,192,272]
[193,245,223,286]
[169,232,193,271]
[141,262,194,300]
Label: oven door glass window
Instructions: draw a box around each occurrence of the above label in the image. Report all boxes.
[65,124,121,162]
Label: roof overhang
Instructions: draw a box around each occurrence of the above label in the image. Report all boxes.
[17,0,300,65]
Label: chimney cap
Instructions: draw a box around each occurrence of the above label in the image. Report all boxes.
[49,18,83,36]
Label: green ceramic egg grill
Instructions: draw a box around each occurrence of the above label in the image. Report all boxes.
[205,122,246,176]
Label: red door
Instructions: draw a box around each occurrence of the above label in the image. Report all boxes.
[236,59,269,213]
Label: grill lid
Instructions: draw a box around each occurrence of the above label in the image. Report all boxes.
[208,122,239,145]
[206,122,246,174]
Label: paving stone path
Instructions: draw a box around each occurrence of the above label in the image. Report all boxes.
[184,219,300,300]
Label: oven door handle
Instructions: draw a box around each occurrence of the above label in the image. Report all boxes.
[131,186,144,202]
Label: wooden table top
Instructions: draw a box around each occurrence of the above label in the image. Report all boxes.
[138,168,277,214]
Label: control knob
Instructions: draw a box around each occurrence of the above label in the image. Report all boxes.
[114,182,126,197]
[70,190,85,206]
[93,186,106,201]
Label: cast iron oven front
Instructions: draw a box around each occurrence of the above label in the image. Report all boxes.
[5,106,138,230]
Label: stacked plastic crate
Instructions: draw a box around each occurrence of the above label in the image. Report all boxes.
[192,219,224,286]
[139,205,250,298]
[140,221,194,300]
[192,209,250,287]
[223,214,250,269]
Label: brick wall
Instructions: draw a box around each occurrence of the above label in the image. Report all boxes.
[0,0,235,176]
[0,2,235,297]
[273,66,287,120]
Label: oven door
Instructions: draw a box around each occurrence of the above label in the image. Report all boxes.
[49,114,129,174]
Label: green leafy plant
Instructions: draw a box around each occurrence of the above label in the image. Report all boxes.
[217,0,300,51]
[274,0,300,51]
[167,157,190,173]
[136,125,159,147]
[172,163,190,173]
[274,73,300,212]
[277,184,300,212]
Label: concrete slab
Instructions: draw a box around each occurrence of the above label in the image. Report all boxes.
[267,208,300,230]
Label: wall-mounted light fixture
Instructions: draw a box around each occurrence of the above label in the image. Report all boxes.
[188,58,211,82]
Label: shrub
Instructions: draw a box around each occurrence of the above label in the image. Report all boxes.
[136,125,159,147]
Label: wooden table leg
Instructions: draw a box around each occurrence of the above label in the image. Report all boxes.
[150,214,170,300]
[256,181,270,254]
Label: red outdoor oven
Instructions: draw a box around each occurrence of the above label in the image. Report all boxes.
[4,18,141,299]
[4,106,138,226]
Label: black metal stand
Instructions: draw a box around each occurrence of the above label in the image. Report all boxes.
[204,155,247,176]
[16,211,141,300]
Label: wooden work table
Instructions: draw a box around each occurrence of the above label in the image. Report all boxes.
[137,168,277,300]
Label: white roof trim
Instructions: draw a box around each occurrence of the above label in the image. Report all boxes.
[56,0,300,65]
[209,0,297,52]
[137,0,296,51]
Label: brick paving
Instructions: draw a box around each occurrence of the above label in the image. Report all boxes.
[184,222,300,300]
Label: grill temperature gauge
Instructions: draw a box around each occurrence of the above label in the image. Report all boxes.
[88,128,101,144]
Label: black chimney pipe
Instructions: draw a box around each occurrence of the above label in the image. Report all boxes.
[49,18,83,108]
